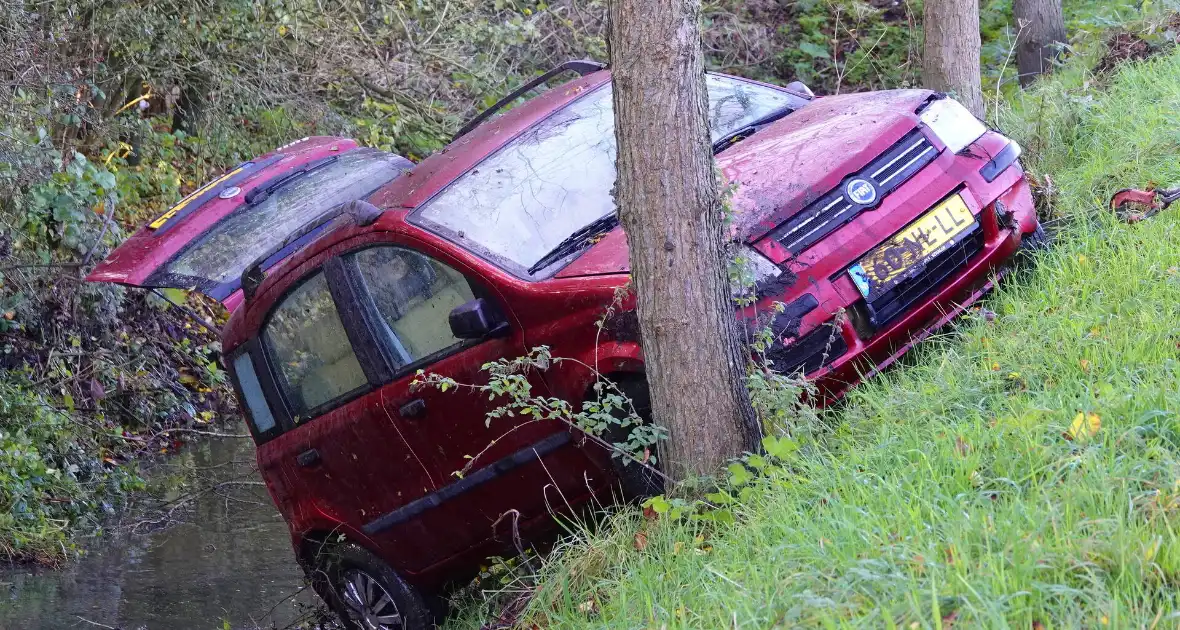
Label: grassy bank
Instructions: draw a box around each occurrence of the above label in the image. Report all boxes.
[455,19,1180,630]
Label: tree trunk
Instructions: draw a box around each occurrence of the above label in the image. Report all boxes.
[1013,0,1066,87]
[922,0,985,118]
[608,0,760,480]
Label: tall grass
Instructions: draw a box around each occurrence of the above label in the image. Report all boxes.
[455,21,1180,630]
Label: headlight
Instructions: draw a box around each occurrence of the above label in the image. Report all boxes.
[919,98,987,153]
[730,245,783,301]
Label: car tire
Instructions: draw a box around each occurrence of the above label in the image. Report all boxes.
[314,543,433,630]
[1020,222,1050,252]
[599,376,665,500]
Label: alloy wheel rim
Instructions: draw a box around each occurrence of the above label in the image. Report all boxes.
[339,569,403,630]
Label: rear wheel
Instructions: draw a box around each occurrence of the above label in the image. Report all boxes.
[314,543,432,630]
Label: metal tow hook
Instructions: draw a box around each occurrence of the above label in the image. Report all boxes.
[1109,185,1180,223]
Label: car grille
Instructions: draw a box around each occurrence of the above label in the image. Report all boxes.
[864,226,984,328]
[770,128,939,255]
[765,323,849,376]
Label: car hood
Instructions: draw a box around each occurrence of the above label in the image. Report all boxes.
[557,88,937,279]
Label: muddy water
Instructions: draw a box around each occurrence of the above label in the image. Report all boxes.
[0,433,322,630]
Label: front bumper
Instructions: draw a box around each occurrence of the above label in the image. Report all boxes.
[745,128,1037,399]
[814,176,1037,401]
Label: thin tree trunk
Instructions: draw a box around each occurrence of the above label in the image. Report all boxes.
[608,0,760,480]
[922,0,985,118]
[1014,0,1066,87]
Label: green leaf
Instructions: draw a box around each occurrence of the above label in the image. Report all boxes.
[645,495,672,514]
[698,508,735,525]
[728,462,753,487]
[763,435,800,461]
[157,287,187,308]
[94,170,116,190]
[705,490,734,505]
[798,41,831,59]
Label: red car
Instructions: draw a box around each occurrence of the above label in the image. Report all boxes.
[90,61,1038,629]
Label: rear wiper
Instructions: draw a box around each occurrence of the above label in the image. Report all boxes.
[711,105,795,155]
[526,213,620,275]
[245,155,339,206]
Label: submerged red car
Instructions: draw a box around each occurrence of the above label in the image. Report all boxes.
[90,61,1039,629]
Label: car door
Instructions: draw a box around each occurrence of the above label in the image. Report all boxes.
[248,261,448,572]
[343,240,602,565]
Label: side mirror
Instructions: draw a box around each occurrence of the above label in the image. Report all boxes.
[785,81,815,99]
[449,298,507,340]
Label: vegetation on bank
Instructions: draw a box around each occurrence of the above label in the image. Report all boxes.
[449,14,1180,629]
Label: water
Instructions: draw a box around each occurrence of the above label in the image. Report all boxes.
[0,433,323,630]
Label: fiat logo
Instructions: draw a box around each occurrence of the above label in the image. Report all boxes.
[846,178,877,206]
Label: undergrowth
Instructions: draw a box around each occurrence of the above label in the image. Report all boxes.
[450,10,1180,630]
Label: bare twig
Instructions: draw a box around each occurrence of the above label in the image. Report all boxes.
[74,616,116,629]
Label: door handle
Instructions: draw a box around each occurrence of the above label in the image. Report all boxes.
[399,398,427,419]
[296,448,321,468]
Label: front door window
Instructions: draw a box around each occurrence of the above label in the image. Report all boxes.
[352,247,476,368]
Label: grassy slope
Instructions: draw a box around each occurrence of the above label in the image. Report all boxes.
[470,26,1180,630]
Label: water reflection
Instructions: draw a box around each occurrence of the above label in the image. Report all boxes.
[0,433,320,630]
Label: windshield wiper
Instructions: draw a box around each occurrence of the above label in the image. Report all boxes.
[245,155,339,206]
[526,213,620,275]
[711,105,796,155]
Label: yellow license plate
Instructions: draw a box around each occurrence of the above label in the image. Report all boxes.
[849,195,976,299]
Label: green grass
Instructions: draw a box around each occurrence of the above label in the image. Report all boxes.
[452,18,1180,630]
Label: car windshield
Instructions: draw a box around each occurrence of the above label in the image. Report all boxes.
[413,74,797,275]
[156,148,406,294]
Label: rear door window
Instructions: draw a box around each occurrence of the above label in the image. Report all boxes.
[231,352,277,433]
[264,271,367,417]
[352,247,475,369]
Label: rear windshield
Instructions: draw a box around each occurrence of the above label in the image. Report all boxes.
[153,148,405,297]
[411,74,798,276]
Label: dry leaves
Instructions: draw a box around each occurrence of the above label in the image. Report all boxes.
[576,598,599,616]
[1065,412,1102,442]
[954,435,969,457]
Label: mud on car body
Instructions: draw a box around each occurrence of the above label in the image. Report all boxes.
[89,61,1038,629]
